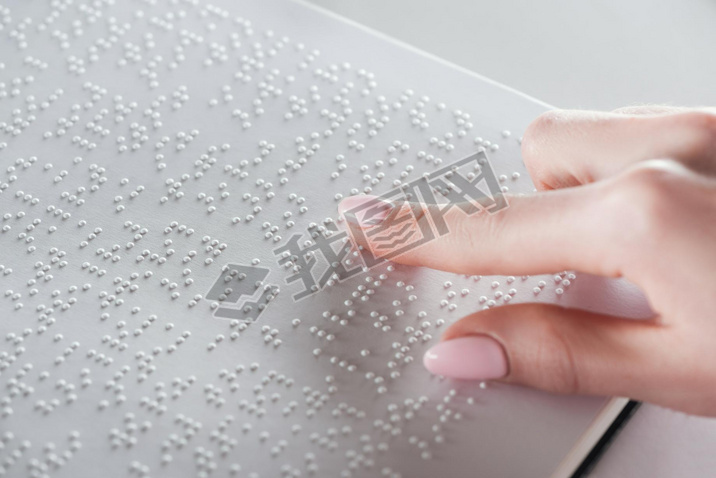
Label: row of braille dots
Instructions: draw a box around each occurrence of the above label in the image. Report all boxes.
[2,362,34,418]
[450,108,476,138]
[318,80,353,128]
[473,133,504,153]
[101,309,160,352]
[115,180,145,213]
[166,85,190,113]
[138,33,162,88]
[108,412,153,450]
[0,72,35,101]
[539,271,577,296]
[201,2,230,20]
[4,161,38,197]
[6,15,31,50]
[235,184,273,224]
[33,362,85,414]
[283,87,314,122]
[205,318,262,350]
[205,415,248,466]
[428,131,463,153]
[193,445,223,478]
[80,22,126,67]
[136,367,194,412]
[2,203,39,237]
[471,274,573,303]
[0,5,12,34]
[43,89,109,145]
[361,93,414,142]
[147,8,182,33]
[201,235,228,266]
[159,412,205,466]
[135,90,169,134]
[315,87,353,141]
[194,183,230,214]
[281,135,321,178]
[36,282,88,317]
[78,81,110,115]
[163,221,196,260]
[0,89,45,139]
[30,0,68,35]
[92,241,127,265]
[117,122,151,153]
[84,107,112,138]
[76,2,104,24]
[168,41,191,71]
[94,273,146,311]
[312,60,351,88]
[128,460,151,478]
[452,276,519,309]
[344,142,413,196]
[338,437,396,474]
[406,95,442,131]
[96,363,133,410]
[260,218,286,243]
[222,147,259,184]
[323,275,423,387]
[439,279,470,311]
[182,144,229,181]
[231,365,298,415]
[0,433,30,475]
[110,93,138,124]
[66,55,87,76]
[42,6,81,46]
[206,41,229,67]
[3,211,36,250]
[225,71,286,118]
[232,43,287,91]
[338,435,398,477]
[298,382,342,422]
[37,367,93,411]
[373,395,447,450]
[154,134,215,176]
[118,41,144,69]
[0,342,26,378]
[2,432,82,478]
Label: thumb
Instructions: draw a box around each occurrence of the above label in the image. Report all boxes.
[423,303,671,400]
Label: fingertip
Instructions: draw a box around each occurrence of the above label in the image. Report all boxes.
[338,195,395,226]
[423,335,508,380]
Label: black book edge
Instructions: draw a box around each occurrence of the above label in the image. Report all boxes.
[570,400,641,478]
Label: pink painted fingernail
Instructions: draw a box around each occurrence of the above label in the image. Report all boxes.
[338,195,394,226]
[423,336,508,380]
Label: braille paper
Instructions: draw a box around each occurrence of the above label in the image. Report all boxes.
[0,1,651,477]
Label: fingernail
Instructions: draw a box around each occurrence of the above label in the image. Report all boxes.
[338,195,394,227]
[423,336,508,380]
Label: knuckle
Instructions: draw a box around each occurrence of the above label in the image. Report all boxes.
[509,306,583,395]
[682,110,716,136]
[678,110,716,157]
[521,110,567,178]
[599,163,683,249]
[537,318,582,395]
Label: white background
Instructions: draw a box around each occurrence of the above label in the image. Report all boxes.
[305,0,716,476]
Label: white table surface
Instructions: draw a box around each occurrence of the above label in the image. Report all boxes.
[305,1,716,476]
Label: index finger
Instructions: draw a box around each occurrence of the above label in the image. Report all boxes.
[338,183,625,279]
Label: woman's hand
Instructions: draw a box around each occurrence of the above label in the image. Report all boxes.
[339,106,716,416]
